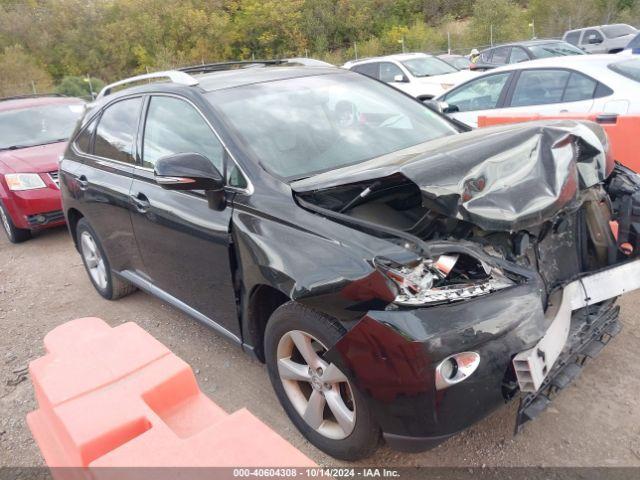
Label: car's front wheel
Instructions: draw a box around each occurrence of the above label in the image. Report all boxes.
[76,218,136,300]
[0,201,31,243]
[265,302,380,460]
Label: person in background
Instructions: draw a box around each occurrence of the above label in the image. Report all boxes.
[469,48,480,63]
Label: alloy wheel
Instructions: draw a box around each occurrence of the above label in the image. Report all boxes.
[276,330,356,440]
[80,231,108,290]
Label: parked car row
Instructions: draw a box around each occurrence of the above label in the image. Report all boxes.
[3,57,640,461]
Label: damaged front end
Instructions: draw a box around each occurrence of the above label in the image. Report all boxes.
[291,120,640,448]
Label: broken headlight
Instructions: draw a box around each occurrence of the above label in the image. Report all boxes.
[374,253,514,306]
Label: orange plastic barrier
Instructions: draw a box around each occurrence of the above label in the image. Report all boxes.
[478,113,640,173]
[27,317,315,476]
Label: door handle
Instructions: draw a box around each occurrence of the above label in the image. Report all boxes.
[131,192,150,213]
[77,175,88,191]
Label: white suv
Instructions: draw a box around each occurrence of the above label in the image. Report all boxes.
[563,24,638,54]
[344,53,477,100]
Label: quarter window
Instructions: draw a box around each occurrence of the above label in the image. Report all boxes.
[563,72,597,102]
[511,70,570,106]
[443,73,511,112]
[94,98,142,164]
[142,96,224,171]
[74,117,97,154]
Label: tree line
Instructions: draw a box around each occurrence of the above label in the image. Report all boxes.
[1,0,638,97]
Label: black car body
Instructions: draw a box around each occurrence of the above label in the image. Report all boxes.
[472,39,586,71]
[60,64,640,460]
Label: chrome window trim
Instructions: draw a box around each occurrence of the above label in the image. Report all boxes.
[140,92,254,196]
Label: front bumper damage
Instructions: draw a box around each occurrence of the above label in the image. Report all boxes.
[325,259,639,453]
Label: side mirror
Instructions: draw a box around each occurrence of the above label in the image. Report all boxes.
[154,152,224,191]
[424,100,459,114]
[393,74,409,83]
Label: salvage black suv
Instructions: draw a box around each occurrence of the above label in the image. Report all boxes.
[60,62,640,460]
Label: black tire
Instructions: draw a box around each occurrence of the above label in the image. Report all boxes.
[76,218,136,300]
[0,201,31,243]
[265,302,381,460]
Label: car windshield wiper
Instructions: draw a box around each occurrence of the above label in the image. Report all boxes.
[339,180,383,213]
[0,138,68,151]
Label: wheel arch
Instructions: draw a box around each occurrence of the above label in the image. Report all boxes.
[66,207,84,250]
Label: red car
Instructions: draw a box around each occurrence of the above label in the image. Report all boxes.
[0,95,84,243]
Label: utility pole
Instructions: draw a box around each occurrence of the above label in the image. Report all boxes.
[447,31,451,54]
[490,24,494,47]
[398,37,405,54]
[530,19,536,39]
[354,41,358,60]
[31,80,37,94]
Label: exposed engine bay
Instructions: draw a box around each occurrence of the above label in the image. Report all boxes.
[293,120,640,308]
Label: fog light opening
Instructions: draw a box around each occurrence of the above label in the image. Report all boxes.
[435,352,480,391]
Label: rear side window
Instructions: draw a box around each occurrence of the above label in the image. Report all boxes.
[628,34,640,50]
[609,58,640,83]
[565,31,581,45]
[352,63,379,79]
[511,70,570,106]
[74,117,97,154]
[444,72,511,112]
[94,98,142,164]
[563,72,597,102]
[509,47,529,64]
[142,96,224,171]
[490,47,510,65]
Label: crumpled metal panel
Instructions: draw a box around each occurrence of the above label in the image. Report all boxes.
[292,121,613,231]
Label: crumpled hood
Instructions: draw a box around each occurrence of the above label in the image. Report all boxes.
[292,120,612,231]
[0,141,67,174]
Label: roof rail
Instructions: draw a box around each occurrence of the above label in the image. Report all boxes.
[97,71,199,99]
[179,60,287,75]
[0,93,66,103]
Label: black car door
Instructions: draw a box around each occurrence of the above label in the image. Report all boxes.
[63,96,144,273]
[128,94,240,341]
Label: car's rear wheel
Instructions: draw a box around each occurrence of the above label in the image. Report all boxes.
[76,218,136,300]
[265,302,380,460]
[0,201,31,243]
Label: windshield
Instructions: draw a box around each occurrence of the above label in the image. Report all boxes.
[529,42,586,58]
[401,57,458,77]
[602,24,637,38]
[208,72,458,180]
[609,58,640,83]
[0,102,84,150]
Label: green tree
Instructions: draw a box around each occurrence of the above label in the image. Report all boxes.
[0,44,53,97]
[55,75,105,99]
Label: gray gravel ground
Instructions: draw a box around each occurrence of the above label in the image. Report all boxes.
[1,227,639,467]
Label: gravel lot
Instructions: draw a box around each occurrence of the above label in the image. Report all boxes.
[1,226,640,468]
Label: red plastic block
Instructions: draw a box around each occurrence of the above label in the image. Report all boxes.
[478,113,640,173]
[27,317,315,473]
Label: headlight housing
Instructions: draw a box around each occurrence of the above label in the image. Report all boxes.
[375,253,514,306]
[4,173,46,191]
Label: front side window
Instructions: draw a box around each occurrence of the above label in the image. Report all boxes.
[94,97,142,164]
[401,57,457,77]
[0,102,84,151]
[379,62,404,82]
[443,73,511,112]
[208,73,458,180]
[609,58,640,83]
[582,29,604,45]
[142,96,224,171]
[511,70,571,107]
